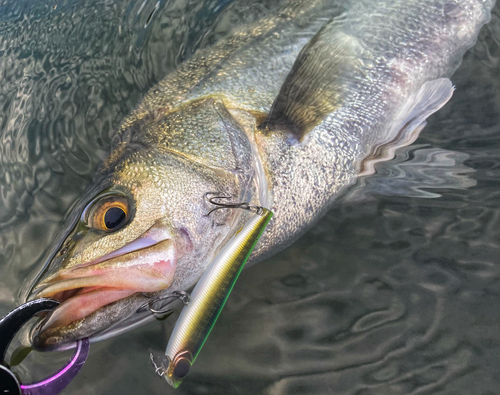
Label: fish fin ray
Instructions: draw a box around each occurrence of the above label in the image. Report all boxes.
[359,78,454,176]
[260,14,357,140]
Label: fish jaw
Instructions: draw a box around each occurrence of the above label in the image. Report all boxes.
[30,238,177,350]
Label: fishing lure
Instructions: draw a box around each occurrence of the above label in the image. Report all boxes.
[151,201,273,388]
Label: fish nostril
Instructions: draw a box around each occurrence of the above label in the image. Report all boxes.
[57,240,75,257]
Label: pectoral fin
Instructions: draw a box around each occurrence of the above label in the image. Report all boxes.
[261,16,356,139]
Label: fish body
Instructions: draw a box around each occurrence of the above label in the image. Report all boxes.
[27,0,494,349]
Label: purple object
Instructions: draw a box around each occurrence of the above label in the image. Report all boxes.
[0,299,90,395]
[20,338,90,395]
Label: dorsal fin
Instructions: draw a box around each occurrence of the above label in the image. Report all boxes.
[261,17,360,139]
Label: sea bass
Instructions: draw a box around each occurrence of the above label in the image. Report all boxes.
[25,0,494,350]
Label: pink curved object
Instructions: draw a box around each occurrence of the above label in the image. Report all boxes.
[20,338,89,395]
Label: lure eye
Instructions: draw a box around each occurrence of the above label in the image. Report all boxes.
[87,196,130,232]
[173,358,190,379]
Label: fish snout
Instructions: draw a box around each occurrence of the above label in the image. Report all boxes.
[30,237,178,350]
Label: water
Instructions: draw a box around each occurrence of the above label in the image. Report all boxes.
[0,1,499,394]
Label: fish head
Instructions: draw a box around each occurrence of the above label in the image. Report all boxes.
[27,98,256,350]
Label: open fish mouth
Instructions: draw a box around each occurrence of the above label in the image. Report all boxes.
[29,236,177,350]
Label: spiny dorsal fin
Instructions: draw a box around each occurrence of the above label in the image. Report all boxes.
[261,17,361,139]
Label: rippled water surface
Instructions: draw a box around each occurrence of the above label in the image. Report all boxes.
[1,1,499,394]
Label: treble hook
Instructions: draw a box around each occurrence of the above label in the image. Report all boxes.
[138,291,190,316]
[150,352,165,377]
[204,192,263,215]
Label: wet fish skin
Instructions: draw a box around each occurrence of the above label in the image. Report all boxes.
[30,97,257,349]
[129,0,495,259]
[27,0,494,349]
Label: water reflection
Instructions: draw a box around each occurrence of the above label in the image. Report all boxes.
[1,1,499,395]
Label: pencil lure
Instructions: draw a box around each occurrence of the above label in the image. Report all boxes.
[160,206,273,388]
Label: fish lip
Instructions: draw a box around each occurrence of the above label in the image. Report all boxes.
[31,293,154,352]
[29,233,177,346]
[46,227,173,283]
[31,225,174,298]
[32,237,176,299]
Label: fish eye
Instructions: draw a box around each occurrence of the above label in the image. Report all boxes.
[86,195,130,232]
[104,207,126,229]
[173,358,190,379]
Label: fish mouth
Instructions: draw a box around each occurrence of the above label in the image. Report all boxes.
[30,235,177,350]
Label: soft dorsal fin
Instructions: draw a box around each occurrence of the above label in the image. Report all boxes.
[261,19,360,139]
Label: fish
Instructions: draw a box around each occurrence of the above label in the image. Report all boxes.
[24,0,494,351]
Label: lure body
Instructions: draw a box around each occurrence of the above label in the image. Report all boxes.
[163,208,273,388]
